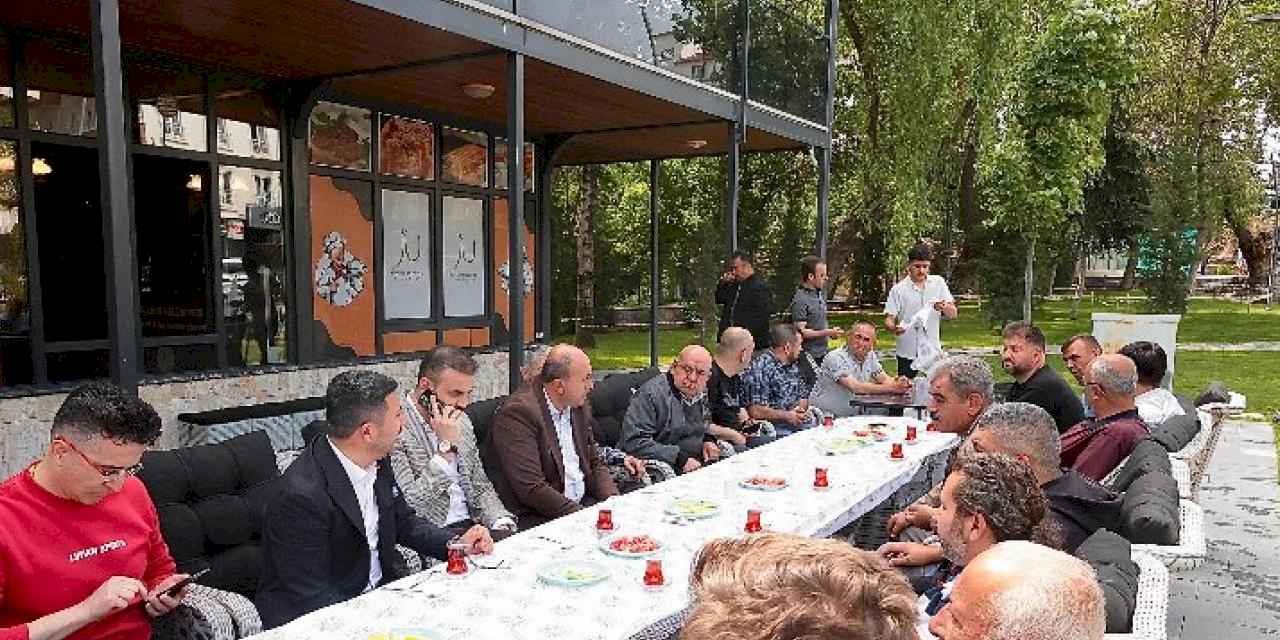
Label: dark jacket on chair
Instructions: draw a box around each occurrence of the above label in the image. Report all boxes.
[490,386,618,529]
[255,436,452,629]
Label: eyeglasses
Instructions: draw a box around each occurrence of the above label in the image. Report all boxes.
[673,362,711,379]
[57,437,143,479]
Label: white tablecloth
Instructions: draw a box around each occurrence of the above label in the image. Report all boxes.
[251,416,957,640]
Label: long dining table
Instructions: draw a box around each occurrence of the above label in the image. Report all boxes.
[251,415,958,640]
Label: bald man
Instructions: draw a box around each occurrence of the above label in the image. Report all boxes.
[621,345,722,474]
[707,327,774,451]
[1058,353,1150,481]
[490,344,618,528]
[929,541,1105,640]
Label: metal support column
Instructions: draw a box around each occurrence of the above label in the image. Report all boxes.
[815,147,830,259]
[815,0,838,259]
[91,0,141,392]
[649,159,660,368]
[726,0,749,253]
[726,121,740,252]
[506,52,526,392]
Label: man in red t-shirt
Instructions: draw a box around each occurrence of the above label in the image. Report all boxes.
[0,382,190,640]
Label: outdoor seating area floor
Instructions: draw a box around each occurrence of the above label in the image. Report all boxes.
[1168,419,1280,639]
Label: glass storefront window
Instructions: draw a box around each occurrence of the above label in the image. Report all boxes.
[309,101,371,171]
[31,142,107,343]
[221,166,287,366]
[0,139,29,386]
[216,90,281,161]
[25,42,96,137]
[442,196,485,317]
[441,127,488,187]
[0,39,13,129]
[133,155,213,338]
[494,139,535,192]
[380,116,435,180]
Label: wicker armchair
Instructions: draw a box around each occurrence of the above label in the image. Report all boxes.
[1103,552,1170,640]
[1131,500,1206,572]
[1172,410,1224,498]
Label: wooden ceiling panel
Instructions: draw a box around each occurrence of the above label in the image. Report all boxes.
[2,0,491,79]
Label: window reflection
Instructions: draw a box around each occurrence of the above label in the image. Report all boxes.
[221,166,286,366]
[0,40,12,128]
[28,90,97,137]
[137,102,208,152]
[216,89,282,160]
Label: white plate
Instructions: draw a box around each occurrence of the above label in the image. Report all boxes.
[536,559,611,587]
[665,498,721,519]
[598,533,664,559]
[739,475,789,492]
[814,435,872,455]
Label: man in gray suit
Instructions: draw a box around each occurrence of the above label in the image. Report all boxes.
[389,346,516,538]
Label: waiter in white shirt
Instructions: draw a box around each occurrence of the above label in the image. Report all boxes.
[884,243,958,379]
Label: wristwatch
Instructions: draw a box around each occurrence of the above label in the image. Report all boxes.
[437,439,458,455]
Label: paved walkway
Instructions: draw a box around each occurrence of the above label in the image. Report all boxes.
[1168,419,1280,639]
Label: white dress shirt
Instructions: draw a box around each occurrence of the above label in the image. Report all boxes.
[405,397,471,526]
[884,275,954,360]
[544,390,586,502]
[327,437,382,592]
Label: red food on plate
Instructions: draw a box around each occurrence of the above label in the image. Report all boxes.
[610,535,660,553]
[746,476,787,488]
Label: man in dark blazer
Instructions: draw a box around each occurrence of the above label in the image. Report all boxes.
[256,370,493,629]
[491,344,618,529]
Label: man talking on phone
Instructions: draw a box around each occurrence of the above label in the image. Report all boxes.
[0,382,190,640]
[257,370,492,629]
[389,347,516,539]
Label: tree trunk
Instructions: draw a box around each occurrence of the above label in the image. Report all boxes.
[574,165,600,348]
[1023,236,1035,322]
[1230,214,1272,289]
[1120,239,1139,290]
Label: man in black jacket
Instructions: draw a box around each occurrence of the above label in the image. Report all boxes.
[257,370,493,629]
[716,251,773,350]
[967,402,1122,553]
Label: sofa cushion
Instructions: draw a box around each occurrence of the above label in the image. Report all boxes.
[193,494,255,547]
[155,503,205,562]
[1108,439,1171,493]
[1075,529,1139,633]
[465,395,507,448]
[593,415,623,449]
[136,431,282,599]
[1150,413,1199,453]
[589,368,659,419]
[1121,472,1180,545]
[301,419,328,447]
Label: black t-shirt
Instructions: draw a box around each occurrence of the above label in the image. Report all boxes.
[1008,365,1086,432]
[707,359,746,430]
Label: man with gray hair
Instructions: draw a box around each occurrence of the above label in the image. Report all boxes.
[968,403,1123,553]
[1059,354,1150,481]
[928,540,1106,640]
[886,356,995,538]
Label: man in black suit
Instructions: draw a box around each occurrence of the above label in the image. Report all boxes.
[256,370,493,629]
